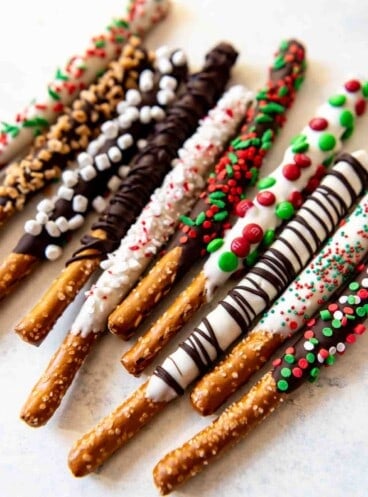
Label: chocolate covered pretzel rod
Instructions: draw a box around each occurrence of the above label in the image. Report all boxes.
[0,0,169,165]
[0,36,151,225]
[191,155,368,414]
[108,38,307,339]
[153,260,368,494]
[66,196,368,476]
[118,80,368,374]
[19,42,239,426]
[0,47,187,300]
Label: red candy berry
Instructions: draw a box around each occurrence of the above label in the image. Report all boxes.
[345,79,361,92]
[283,163,301,181]
[294,153,311,168]
[235,199,254,217]
[231,237,250,257]
[288,190,303,208]
[309,117,328,131]
[355,99,366,116]
[257,191,276,206]
[242,223,264,243]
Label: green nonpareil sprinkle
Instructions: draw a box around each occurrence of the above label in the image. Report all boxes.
[279,39,289,51]
[273,55,286,70]
[250,167,259,186]
[209,191,226,200]
[256,89,268,101]
[278,85,289,97]
[255,114,273,124]
[48,87,61,101]
[210,199,226,209]
[207,238,224,253]
[294,76,304,90]
[226,164,234,177]
[95,40,106,48]
[260,102,285,114]
[1,122,20,137]
[261,141,273,151]
[113,18,129,29]
[320,309,332,320]
[262,129,273,143]
[214,211,229,222]
[55,68,69,81]
[23,117,49,128]
[179,215,195,226]
[195,212,206,226]
[228,152,238,165]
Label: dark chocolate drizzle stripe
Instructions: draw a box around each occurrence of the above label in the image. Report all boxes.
[164,39,307,276]
[272,260,368,393]
[13,52,188,258]
[66,43,238,264]
[152,153,367,390]
[0,38,152,215]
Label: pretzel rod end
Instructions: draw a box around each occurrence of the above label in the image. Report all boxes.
[0,253,38,301]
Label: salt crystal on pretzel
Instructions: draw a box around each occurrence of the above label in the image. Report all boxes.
[0,0,169,166]
[0,47,188,303]
[153,259,368,494]
[108,38,307,341]
[119,79,368,375]
[19,42,239,426]
[65,193,368,477]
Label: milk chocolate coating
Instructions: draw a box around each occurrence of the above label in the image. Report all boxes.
[67,42,238,264]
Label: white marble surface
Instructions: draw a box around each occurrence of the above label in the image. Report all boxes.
[1,1,368,496]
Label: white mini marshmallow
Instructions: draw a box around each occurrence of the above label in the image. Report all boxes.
[92,196,107,213]
[125,89,142,106]
[139,69,154,92]
[87,140,102,156]
[62,170,78,187]
[124,106,140,122]
[155,45,170,59]
[172,50,186,66]
[24,219,42,236]
[140,106,152,124]
[118,165,130,178]
[108,146,122,163]
[107,175,122,192]
[116,100,129,114]
[35,211,49,224]
[137,139,147,150]
[117,133,133,150]
[45,220,61,237]
[157,57,172,74]
[151,106,166,121]
[160,75,177,91]
[68,214,85,230]
[45,244,63,261]
[101,120,119,139]
[80,164,97,181]
[157,89,175,106]
[73,194,88,212]
[77,151,93,168]
[95,154,111,171]
[55,216,69,232]
[58,185,74,201]
[37,199,54,213]
[118,114,132,129]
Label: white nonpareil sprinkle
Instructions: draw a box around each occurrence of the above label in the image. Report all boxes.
[107,175,122,192]
[35,211,48,224]
[160,75,177,91]
[172,50,186,66]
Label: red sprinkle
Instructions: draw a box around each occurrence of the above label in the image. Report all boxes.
[231,237,250,257]
[309,117,328,131]
[242,223,264,243]
[294,153,311,168]
[354,324,366,335]
[292,367,303,378]
[346,334,356,344]
[328,303,339,312]
[298,358,309,369]
[285,346,295,354]
[289,321,298,330]
[272,358,282,367]
[319,348,329,359]
[283,163,301,181]
[256,191,276,206]
[304,329,314,339]
[235,199,254,217]
[344,79,361,92]
[355,99,366,116]
[343,306,354,315]
[288,190,303,208]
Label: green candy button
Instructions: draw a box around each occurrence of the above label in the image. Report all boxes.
[277,379,289,392]
[328,94,346,107]
[263,229,276,246]
[218,251,238,272]
[339,109,354,128]
[275,201,295,220]
[245,249,259,267]
[306,352,315,363]
[207,238,224,253]
[318,133,336,151]
[284,353,295,364]
[322,327,333,337]
[281,367,292,378]
[362,82,368,98]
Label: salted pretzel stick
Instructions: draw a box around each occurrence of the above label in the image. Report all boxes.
[66,195,368,477]
[15,42,237,347]
[0,36,150,226]
[19,42,239,427]
[0,47,188,301]
[108,38,307,338]
[119,79,368,375]
[0,0,169,166]
[153,261,368,494]
[191,155,368,414]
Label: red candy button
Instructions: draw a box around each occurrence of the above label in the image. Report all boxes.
[309,117,328,131]
[231,237,250,257]
[345,79,361,92]
[283,163,301,180]
[257,191,275,206]
[288,190,303,208]
[242,223,264,243]
[355,99,366,116]
[294,153,311,168]
[235,199,254,217]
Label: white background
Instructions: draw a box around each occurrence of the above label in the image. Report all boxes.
[0,1,368,496]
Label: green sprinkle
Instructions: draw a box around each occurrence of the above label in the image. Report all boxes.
[310,337,319,345]
[55,68,69,81]
[310,367,320,379]
[261,141,273,151]
[294,76,304,90]
[95,40,106,48]
[339,109,354,128]
[262,229,275,246]
[218,251,238,272]
[279,39,289,51]
[320,309,332,320]
[284,354,295,364]
[341,126,354,141]
[115,35,125,43]
[326,355,336,366]
[209,191,226,199]
[245,248,259,267]
[113,18,129,28]
[277,379,289,392]
[257,176,276,190]
[318,133,336,152]
[1,122,20,137]
[362,82,368,98]
[348,295,356,305]
[48,87,61,101]
[226,164,234,177]
[260,102,285,114]
[210,199,226,209]
[306,352,315,363]
[233,139,252,149]
[207,238,224,253]
[179,215,195,226]
[349,281,360,291]
[273,55,286,70]
[250,167,259,186]
[214,211,229,222]
[291,134,309,153]
[255,114,273,124]
[228,152,238,164]
[195,212,206,226]
[281,367,292,378]
[328,94,346,107]
[255,89,268,101]
[262,129,273,143]
[322,327,333,337]
[278,85,289,97]
[96,68,106,78]
[322,155,334,167]
[356,306,366,317]
[332,319,342,328]
[275,201,295,220]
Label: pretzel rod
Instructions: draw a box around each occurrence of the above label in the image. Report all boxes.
[19,43,239,426]
[118,80,368,375]
[0,0,169,166]
[108,38,307,339]
[153,262,368,494]
[191,156,368,414]
[0,36,152,227]
[0,48,188,302]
